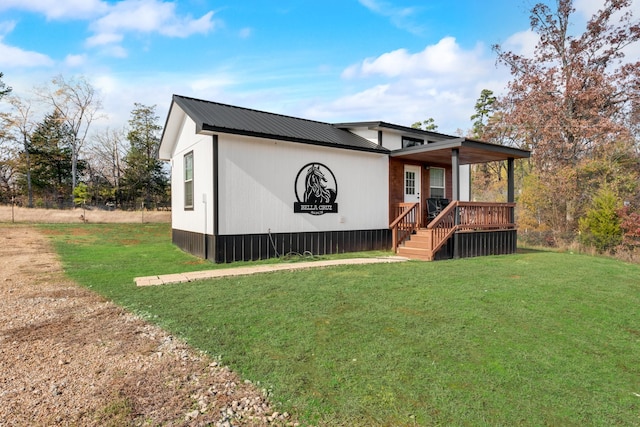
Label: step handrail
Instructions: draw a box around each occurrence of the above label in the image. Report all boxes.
[390,202,420,252]
[426,201,459,255]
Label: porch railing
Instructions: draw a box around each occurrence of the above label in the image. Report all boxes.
[390,202,420,250]
[428,201,516,256]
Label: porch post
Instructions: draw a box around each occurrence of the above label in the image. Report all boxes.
[452,149,460,258]
[507,157,515,203]
[507,157,515,225]
[451,149,460,201]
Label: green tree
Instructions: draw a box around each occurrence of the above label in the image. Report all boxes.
[26,110,75,207]
[73,182,89,206]
[0,72,11,99]
[121,104,168,209]
[73,182,89,222]
[470,89,496,139]
[469,89,528,203]
[579,188,622,252]
[411,118,438,131]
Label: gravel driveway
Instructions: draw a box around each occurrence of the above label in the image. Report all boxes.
[0,226,294,426]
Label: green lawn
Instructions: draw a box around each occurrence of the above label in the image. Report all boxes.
[42,223,640,426]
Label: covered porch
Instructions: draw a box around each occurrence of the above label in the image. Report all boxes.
[388,138,530,261]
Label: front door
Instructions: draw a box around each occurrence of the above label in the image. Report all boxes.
[403,165,421,204]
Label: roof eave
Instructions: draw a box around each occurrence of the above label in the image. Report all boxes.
[390,138,530,165]
[158,97,186,161]
[335,121,458,140]
[200,124,389,154]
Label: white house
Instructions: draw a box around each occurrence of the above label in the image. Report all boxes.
[159,95,529,262]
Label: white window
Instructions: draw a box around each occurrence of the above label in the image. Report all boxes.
[184,152,194,210]
[405,170,416,195]
[429,167,445,199]
[402,136,424,148]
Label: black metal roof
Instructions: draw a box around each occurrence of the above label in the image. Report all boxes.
[172,95,389,154]
[335,121,457,141]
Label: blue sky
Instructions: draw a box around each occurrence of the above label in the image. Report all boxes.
[0,0,635,135]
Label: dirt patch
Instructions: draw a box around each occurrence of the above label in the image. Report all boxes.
[0,206,170,224]
[0,226,296,426]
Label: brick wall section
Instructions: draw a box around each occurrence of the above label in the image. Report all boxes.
[445,165,453,200]
[388,158,405,215]
[389,158,453,225]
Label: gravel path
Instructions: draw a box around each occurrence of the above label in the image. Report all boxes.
[0,226,295,426]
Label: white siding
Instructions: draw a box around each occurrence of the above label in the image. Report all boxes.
[169,115,214,235]
[382,133,403,150]
[459,164,471,201]
[218,134,388,235]
[347,128,378,145]
[342,128,403,150]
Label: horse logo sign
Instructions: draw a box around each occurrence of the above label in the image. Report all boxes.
[294,163,338,215]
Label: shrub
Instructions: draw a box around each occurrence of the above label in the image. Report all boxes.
[578,188,622,253]
[618,204,640,249]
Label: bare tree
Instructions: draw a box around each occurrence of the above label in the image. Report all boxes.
[495,0,640,167]
[0,72,15,202]
[89,127,127,200]
[0,118,18,203]
[37,75,103,197]
[493,0,640,234]
[6,96,38,207]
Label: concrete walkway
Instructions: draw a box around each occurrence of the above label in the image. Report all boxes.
[135,256,408,286]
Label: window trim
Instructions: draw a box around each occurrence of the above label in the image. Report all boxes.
[184,151,194,210]
[402,136,424,148]
[405,170,416,195]
[429,167,445,199]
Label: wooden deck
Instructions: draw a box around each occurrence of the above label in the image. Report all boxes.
[391,202,517,261]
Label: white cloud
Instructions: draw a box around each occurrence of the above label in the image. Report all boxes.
[0,20,17,35]
[190,75,237,93]
[573,0,640,19]
[85,32,123,48]
[573,0,640,63]
[161,11,215,37]
[573,0,604,17]
[502,29,539,58]
[239,27,252,39]
[0,0,108,20]
[0,23,54,68]
[83,0,216,56]
[310,38,511,133]
[91,0,215,39]
[343,37,490,82]
[0,42,54,68]
[101,45,129,59]
[1,0,218,61]
[358,0,424,34]
[64,54,87,67]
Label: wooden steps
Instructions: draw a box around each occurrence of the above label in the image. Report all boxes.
[397,228,434,261]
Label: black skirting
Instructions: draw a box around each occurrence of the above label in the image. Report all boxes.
[432,229,517,260]
[172,228,391,263]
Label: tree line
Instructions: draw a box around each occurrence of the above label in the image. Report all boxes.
[0,75,169,210]
[2,0,639,258]
[467,0,640,257]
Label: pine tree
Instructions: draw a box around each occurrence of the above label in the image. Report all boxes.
[121,104,168,209]
[27,111,75,207]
